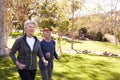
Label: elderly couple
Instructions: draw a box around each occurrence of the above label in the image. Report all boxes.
[9,20,60,80]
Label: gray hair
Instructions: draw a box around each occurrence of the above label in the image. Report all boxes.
[24,20,36,30]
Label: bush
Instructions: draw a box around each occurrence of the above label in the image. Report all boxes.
[9,32,23,38]
[87,31,96,40]
[78,27,87,37]
[116,29,120,42]
[87,31,107,41]
[96,32,103,41]
[102,36,108,42]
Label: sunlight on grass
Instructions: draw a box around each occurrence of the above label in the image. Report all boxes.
[8,36,120,54]
[52,54,120,80]
[0,57,20,80]
[5,38,120,80]
[60,39,120,54]
[1,54,120,80]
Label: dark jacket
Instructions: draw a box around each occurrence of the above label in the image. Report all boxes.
[9,34,43,70]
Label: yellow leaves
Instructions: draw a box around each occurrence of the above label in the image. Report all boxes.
[20,0,30,4]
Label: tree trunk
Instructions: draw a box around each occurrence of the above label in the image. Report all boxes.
[5,15,14,46]
[58,33,62,53]
[0,0,5,56]
[59,35,62,53]
[71,0,74,49]
[111,0,119,45]
[114,0,118,45]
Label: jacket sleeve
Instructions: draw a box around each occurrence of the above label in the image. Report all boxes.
[9,39,20,63]
[37,42,44,60]
[53,40,58,59]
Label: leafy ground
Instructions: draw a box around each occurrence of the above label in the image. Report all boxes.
[1,54,120,80]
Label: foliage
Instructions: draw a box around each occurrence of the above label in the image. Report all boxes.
[4,0,39,31]
[9,32,23,38]
[39,18,57,28]
[116,28,120,42]
[96,32,103,41]
[38,0,58,29]
[78,27,88,37]
[57,20,70,35]
[87,31,96,40]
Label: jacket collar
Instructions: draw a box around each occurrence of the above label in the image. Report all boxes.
[23,34,38,41]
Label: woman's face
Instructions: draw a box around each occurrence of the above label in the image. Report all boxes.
[25,23,36,36]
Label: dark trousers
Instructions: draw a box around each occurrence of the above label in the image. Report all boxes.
[40,67,53,80]
[18,69,36,80]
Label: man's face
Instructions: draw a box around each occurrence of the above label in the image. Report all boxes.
[43,31,51,38]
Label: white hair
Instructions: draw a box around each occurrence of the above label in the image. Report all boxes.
[24,20,36,30]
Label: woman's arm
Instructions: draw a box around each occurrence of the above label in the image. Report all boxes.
[9,39,20,63]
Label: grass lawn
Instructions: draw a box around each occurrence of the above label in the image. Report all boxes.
[60,39,120,54]
[8,37,120,54]
[0,54,120,80]
[5,35,120,80]
[8,32,120,54]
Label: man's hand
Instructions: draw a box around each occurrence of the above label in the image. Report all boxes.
[45,52,51,58]
[57,56,60,61]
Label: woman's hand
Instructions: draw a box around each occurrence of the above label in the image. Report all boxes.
[15,61,26,69]
[43,59,48,66]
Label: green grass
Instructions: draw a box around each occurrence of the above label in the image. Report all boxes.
[5,33,120,80]
[9,32,42,38]
[1,54,120,80]
[9,32,23,38]
[60,39,120,54]
[8,38,120,54]
[52,54,120,80]
[8,32,120,54]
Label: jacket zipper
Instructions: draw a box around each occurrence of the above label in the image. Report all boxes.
[30,52,32,70]
[24,39,33,70]
[30,40,36,70]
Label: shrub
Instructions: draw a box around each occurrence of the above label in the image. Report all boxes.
[87,31,96,40]
[78,27,87,37]
[96,32,103,41]
[9,32,23,38]
[103,37,109,42]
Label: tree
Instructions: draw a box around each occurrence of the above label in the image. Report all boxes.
[95,0,120,44]
[57,20,69,53]
[38,0,58,29]
[111,0,119,45]
[0,0,5,56]
[4,0,38,45]
[68,0,85,49]
[4,0,14,46]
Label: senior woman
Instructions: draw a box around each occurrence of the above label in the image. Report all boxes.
[9,20,48,80]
